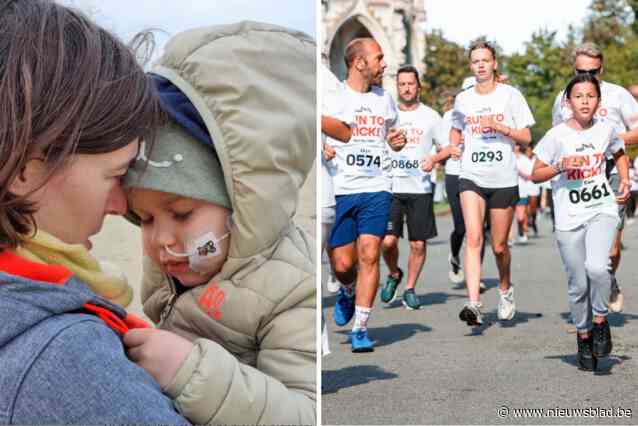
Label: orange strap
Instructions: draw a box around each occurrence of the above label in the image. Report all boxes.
[83,303,151,335]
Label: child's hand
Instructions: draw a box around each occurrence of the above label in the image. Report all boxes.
[124,328,194,390]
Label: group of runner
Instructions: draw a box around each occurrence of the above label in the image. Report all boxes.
[321,37,638,371]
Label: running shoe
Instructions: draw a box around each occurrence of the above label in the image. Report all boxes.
[592,320,612,358]
[497,286,516,321]
[334,287,355,326]
[459,302,483,326]
[517,234,528,244]
[350,328,374,353]
[479,281,487,293]
[576,333,596,371]
[402,288,421,310]
[448,253,465,284]
[609,275,624,313]
[380,267,403,303]
[326,273,341,294]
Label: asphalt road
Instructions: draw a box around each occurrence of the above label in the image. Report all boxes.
[322,211,638,425]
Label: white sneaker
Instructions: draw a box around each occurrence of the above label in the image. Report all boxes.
[326,274,341,294]
[448,253,465,284]
[497,286,516,321]
[518,234,528,244]
[459,301,483,326]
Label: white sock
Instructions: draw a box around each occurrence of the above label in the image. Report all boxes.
[352,305,372,331]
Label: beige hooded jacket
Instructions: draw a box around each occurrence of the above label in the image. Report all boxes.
[140,22,316,425]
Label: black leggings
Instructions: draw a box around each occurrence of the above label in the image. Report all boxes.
[445,174,486,260]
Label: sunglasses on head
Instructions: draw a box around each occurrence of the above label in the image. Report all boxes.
[575,67,601,76]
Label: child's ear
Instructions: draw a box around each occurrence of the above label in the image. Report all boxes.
[9,157,48,197]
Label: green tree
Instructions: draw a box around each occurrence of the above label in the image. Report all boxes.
[420,29,468,111]
[582,0,632,47]
[503,29,574,141]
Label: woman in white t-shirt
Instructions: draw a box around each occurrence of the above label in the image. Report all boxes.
[450,41,535,326]
[512,143,532,244]
[524,145,541,236]
[532,73,630,372]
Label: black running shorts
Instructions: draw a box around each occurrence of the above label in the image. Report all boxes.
[458,178,519,209]
[386,193,438,241]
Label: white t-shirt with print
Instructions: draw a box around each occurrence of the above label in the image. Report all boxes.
[438,109,461,176]
[630,168,638,192]
[452,83,535,188]
[321,65,343,209]
[390,104,441,194]
[552,80,638,175]
[325,83,398,195]
[516,153,534,198]
[534,121,624,231]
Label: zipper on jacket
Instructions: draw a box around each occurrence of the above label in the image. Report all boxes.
[159,274,179,327]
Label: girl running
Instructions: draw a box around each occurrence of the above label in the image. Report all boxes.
[450,41,535,325]
[532,73,630,371]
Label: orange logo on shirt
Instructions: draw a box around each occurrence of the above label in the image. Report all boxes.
[352,114,385,137]
[198,283,225,320]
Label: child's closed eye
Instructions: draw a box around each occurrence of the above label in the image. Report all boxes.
[172,210,192,222]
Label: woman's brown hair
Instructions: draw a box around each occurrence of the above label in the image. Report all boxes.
[0,0,165,249]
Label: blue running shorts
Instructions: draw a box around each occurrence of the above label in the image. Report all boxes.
[329,191,392,248]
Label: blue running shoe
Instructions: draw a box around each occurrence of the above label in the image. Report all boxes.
[334,287,355,326]
[351,329,374,353]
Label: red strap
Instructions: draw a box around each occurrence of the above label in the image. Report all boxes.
[124,313,152,330]
[83,304,130,334]
[83,303,151,335]
[0,250,72,285]
[0,251,152,335]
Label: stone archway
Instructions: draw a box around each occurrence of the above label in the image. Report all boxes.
[327,13,396,91]
[328,17,372,81]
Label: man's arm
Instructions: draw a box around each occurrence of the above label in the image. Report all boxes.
[322,115,351,143]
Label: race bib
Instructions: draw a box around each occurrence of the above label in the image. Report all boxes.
[469,143,504,167]
[391,144,421,177]
[566,173,616,217]
[341,143,384,177]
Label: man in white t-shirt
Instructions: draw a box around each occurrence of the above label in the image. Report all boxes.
[551,42,638,313]
[320,61,354,357]
[379,65,441,310]
[324,37,406,352]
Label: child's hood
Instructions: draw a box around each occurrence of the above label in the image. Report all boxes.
[151,21,316,259]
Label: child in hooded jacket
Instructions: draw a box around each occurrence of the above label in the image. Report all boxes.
[122,21,316,426]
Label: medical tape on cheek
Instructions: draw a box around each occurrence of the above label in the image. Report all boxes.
[164,220,231,273]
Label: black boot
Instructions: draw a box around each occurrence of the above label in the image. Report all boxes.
[592,320,612,357]
[577,334,597,371]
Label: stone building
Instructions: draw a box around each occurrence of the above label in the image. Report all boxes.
[322,0,427,97]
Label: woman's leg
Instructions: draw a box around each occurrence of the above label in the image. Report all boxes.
[460,190,486,303]
[446,174,465,259]
[528,195,538,236]
[515,204,528,239]
[489,207,515,292]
